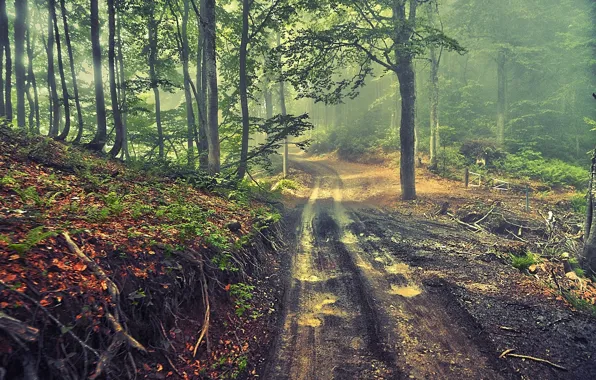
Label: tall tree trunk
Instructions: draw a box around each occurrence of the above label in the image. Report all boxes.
[429,45,440,169]
[280,79,288,179]
[26,24,40,133]
[108,0,123,156]
[88,0,107,151]
[237,0,250,180]
[496,48,506,146]
[204,0,220,174]
[117,11,129,160]
[148,4,164,159]
[0,0,12,121]
[59,0,84,143]
[195,0,208,169]
[14,0,27,129]
[53,3,71,141]
[584,150,596,274]
[46,1,61,138]
[396,61,417,200]
[0,0,4,117]
[182,0,195,167]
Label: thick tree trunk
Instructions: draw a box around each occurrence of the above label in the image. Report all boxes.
[182,0,195,167]
[0,0,4,118]
[46,1,61,138]
[60,0,84,143]
[26,23,40,133]
[53,3,72,141]
[204,0,220,174]
[108,0,123,156]
[88,0,107,151]
[496,48,506,146]
[148,4,164,159]
[429,45,440,169]
[396,62,417,200]
[237,0,250,180]
[0,0,12,121]
[14,0,27,129]
[584,151,596,274]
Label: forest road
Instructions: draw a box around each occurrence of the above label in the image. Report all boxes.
[265,157,511,380]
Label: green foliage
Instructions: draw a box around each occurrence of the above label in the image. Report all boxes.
[273,179,300,192]
[570,193,587,215]
[510,251,538,271]
[229,283,255,317]
[496,150,587,189]
[7,227,57,255]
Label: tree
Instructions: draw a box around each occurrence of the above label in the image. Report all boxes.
[59,0,84,143]
[237,0,251,179]
[181,0,196,167]
[46,0,61,138]
[427,3,442,169]
[88,0,107,151]
[53,0,72,141]
[203,0,220,174]
[281,0,462,200]
[147,1,165,159]
[0,0,12,120]
[14,0,27,129]
[108,0,123,156]
[26,25,40,133]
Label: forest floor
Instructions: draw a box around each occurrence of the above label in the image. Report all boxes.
[0,126,284,380]
[265,152,596,380]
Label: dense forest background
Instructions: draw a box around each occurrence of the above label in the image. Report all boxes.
[0,0,594,192]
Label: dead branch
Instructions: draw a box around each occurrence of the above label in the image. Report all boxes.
[499,348,567,371]
[475,207,495,225]
[193,257,211,357]
[89,337,125,380]
[106,312,146,353]
[447,212,485,232]
[0,311,39,343]
[0,280,99,358]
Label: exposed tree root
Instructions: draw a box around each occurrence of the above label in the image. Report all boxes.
[499,349,567,371]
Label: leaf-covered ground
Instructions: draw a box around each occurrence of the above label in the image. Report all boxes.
[0,126,283,379]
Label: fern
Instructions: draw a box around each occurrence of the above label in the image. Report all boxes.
[8,226,57,255]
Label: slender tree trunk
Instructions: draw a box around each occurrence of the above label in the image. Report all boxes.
[148,4,164,159]
[46,1,61,138]
[584,150,596,274]
[0,0,4,117]
[204,0,220,174]
[429,44,440,169]
[0,0,12,121]
[182,0,195,167]
[237,0,250,180]
[280,80,289,178]
[496,48,506,146]
[60,0,84,143]
[117,11,129,160]
[88,0,107,151]
[14,0,27,129]
[396,62,417,200]
[195,0,208,169]
[53,3,71,141]
[26,24,40,133]
[108,0,123,156]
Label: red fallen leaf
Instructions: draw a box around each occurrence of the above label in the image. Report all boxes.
[73,262,87,272]
[4,273,17,282]
[224,284,231,292]
[39,299,51,307]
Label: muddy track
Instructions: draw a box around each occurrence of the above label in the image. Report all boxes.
[266,159,514,379]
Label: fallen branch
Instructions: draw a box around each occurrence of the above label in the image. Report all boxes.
[499,348,567,371]
[106,312,146,353]
[0,312,39,343]
[193,257,211,357]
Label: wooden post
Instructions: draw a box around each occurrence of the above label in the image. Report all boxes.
[525,185,530,212]
[464,168,469,188]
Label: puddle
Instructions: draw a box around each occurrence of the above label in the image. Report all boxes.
[389,284,422,298]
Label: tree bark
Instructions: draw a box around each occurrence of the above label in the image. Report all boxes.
[584,150,596,274]
[0,0,12,121]
[108,0,123,156]
[26,21,40,134]
[88,0,107,151]
[280,79,289,178]
[46,1,61,138]
[204,0,220,174]
[182,0,196,167]
[148,3,164,159]
[14,0,27,129]
[117,11,129,160]
[53,2,72,141]
[59,0,84,143]
[237,0,250,180]
[496,48,506,146]
[429,44,440,169]
[0,0,4,118]
[195,0,208,169]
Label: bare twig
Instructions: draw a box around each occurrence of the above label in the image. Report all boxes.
[499,348,567,371]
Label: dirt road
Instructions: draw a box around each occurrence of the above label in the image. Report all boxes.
[265,156,596,380]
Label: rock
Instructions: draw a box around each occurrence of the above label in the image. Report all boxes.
[226,220,242,232]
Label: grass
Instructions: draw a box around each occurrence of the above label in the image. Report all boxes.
[510,251,538,271]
